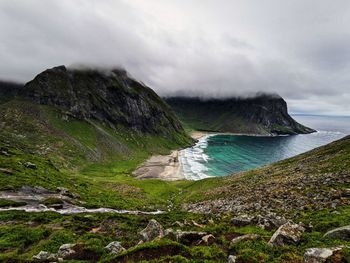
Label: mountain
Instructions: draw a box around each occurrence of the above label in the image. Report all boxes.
[165,95,315,135]
[21,65,185,136]
[0,80,22,104]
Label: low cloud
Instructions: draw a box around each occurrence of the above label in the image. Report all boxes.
[0,0,349,115]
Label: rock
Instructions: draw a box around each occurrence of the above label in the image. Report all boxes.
[268,222,305,246]
[24,162,37,169]
[200,234,215,245]
[50,204,64,210]
[139,219,164,242]
[0,168,13,175]
[20,185,51,195]
[104,241,126,255]
[164,229,208,245]
[32,251,57,262]
[304,247,344,263]
[230,234,260,245]
[255,214,288,230]
[57,243,76,258]
[228,255,237,263]
[324,225,350,241]
[231,215,254,226]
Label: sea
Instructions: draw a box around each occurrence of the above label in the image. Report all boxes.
[179,115,350,180]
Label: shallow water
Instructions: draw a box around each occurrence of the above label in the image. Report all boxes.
[180,115,350,180]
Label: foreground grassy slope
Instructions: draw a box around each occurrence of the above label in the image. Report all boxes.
[0,99,192,210]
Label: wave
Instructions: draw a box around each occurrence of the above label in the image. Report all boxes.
[179,135,215,180]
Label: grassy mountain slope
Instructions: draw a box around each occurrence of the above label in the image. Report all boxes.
[1,108,349,262]
[165,96,315,135]
[0,99,192,210]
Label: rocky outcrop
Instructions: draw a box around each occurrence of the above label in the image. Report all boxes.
[165,95,315,135]
[20,66,186,137]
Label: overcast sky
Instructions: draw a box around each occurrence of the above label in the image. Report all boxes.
[1,0,350,115]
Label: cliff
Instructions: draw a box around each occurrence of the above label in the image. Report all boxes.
[20,65,185,137]
[165,95,315,135]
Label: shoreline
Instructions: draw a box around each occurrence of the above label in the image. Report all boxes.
[132,131,306,181]
[133,131,210,181]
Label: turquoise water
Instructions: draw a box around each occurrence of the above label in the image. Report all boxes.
[180,115,350,180]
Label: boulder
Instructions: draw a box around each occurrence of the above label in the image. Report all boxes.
[105,241,126,255]
[32,251,57,262]
[228,255,237,263]
[324,225,350,241]
[268,222,305,246]
[230,234,260,245]
[304,247,344,263]
[164,229,208,245]
[139,219,164,242]
[57,243,76,258]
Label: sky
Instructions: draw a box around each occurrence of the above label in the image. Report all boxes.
[1,0,350,115]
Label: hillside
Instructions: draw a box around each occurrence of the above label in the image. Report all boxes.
[0,67,349,262]
[165,95,315,135]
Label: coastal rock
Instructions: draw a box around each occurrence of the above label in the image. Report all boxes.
[268,222,305,246]
[230,234,260,245]
[32,251,57,262]
[324,225,350,241]
[139,219,164,242]
[104,241,126,255]
[304,247,344,263]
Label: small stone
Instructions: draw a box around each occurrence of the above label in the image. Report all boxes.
[228,255,237,263]
[33,251,57,262]
[139,219,164,242]
[24,162,37,169]
[201,234,215,245]
[324,225,350,241]
[0,168,13,175]
[230,234,260,245]
[104,241,126,255]
[268,222,305,246]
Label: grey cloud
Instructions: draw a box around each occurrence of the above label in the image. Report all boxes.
[0,0,349,115]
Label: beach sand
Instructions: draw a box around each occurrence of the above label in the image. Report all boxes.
[133,131,208,181]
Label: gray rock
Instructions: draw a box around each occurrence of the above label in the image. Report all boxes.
[32,251,57,262]
[268,222,305,246]
[304,247,343,263]
[57,243,76,258]
[231,215,254,226]
[230,234,260,245]
[164,229,208,245]
[105,241,126,255]
[228,255,237,263]
[139,219,164,242]
[324,225,350,241]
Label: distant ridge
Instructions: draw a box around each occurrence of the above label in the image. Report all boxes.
[165,95,315,135]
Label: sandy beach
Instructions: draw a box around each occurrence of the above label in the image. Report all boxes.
[133,131,209,181]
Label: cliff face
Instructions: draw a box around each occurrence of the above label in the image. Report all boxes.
[20,66,185,137]
[165,95,315,135]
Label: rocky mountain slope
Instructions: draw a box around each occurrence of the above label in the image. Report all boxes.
[21,66,184,136]
[165,95,315,135]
